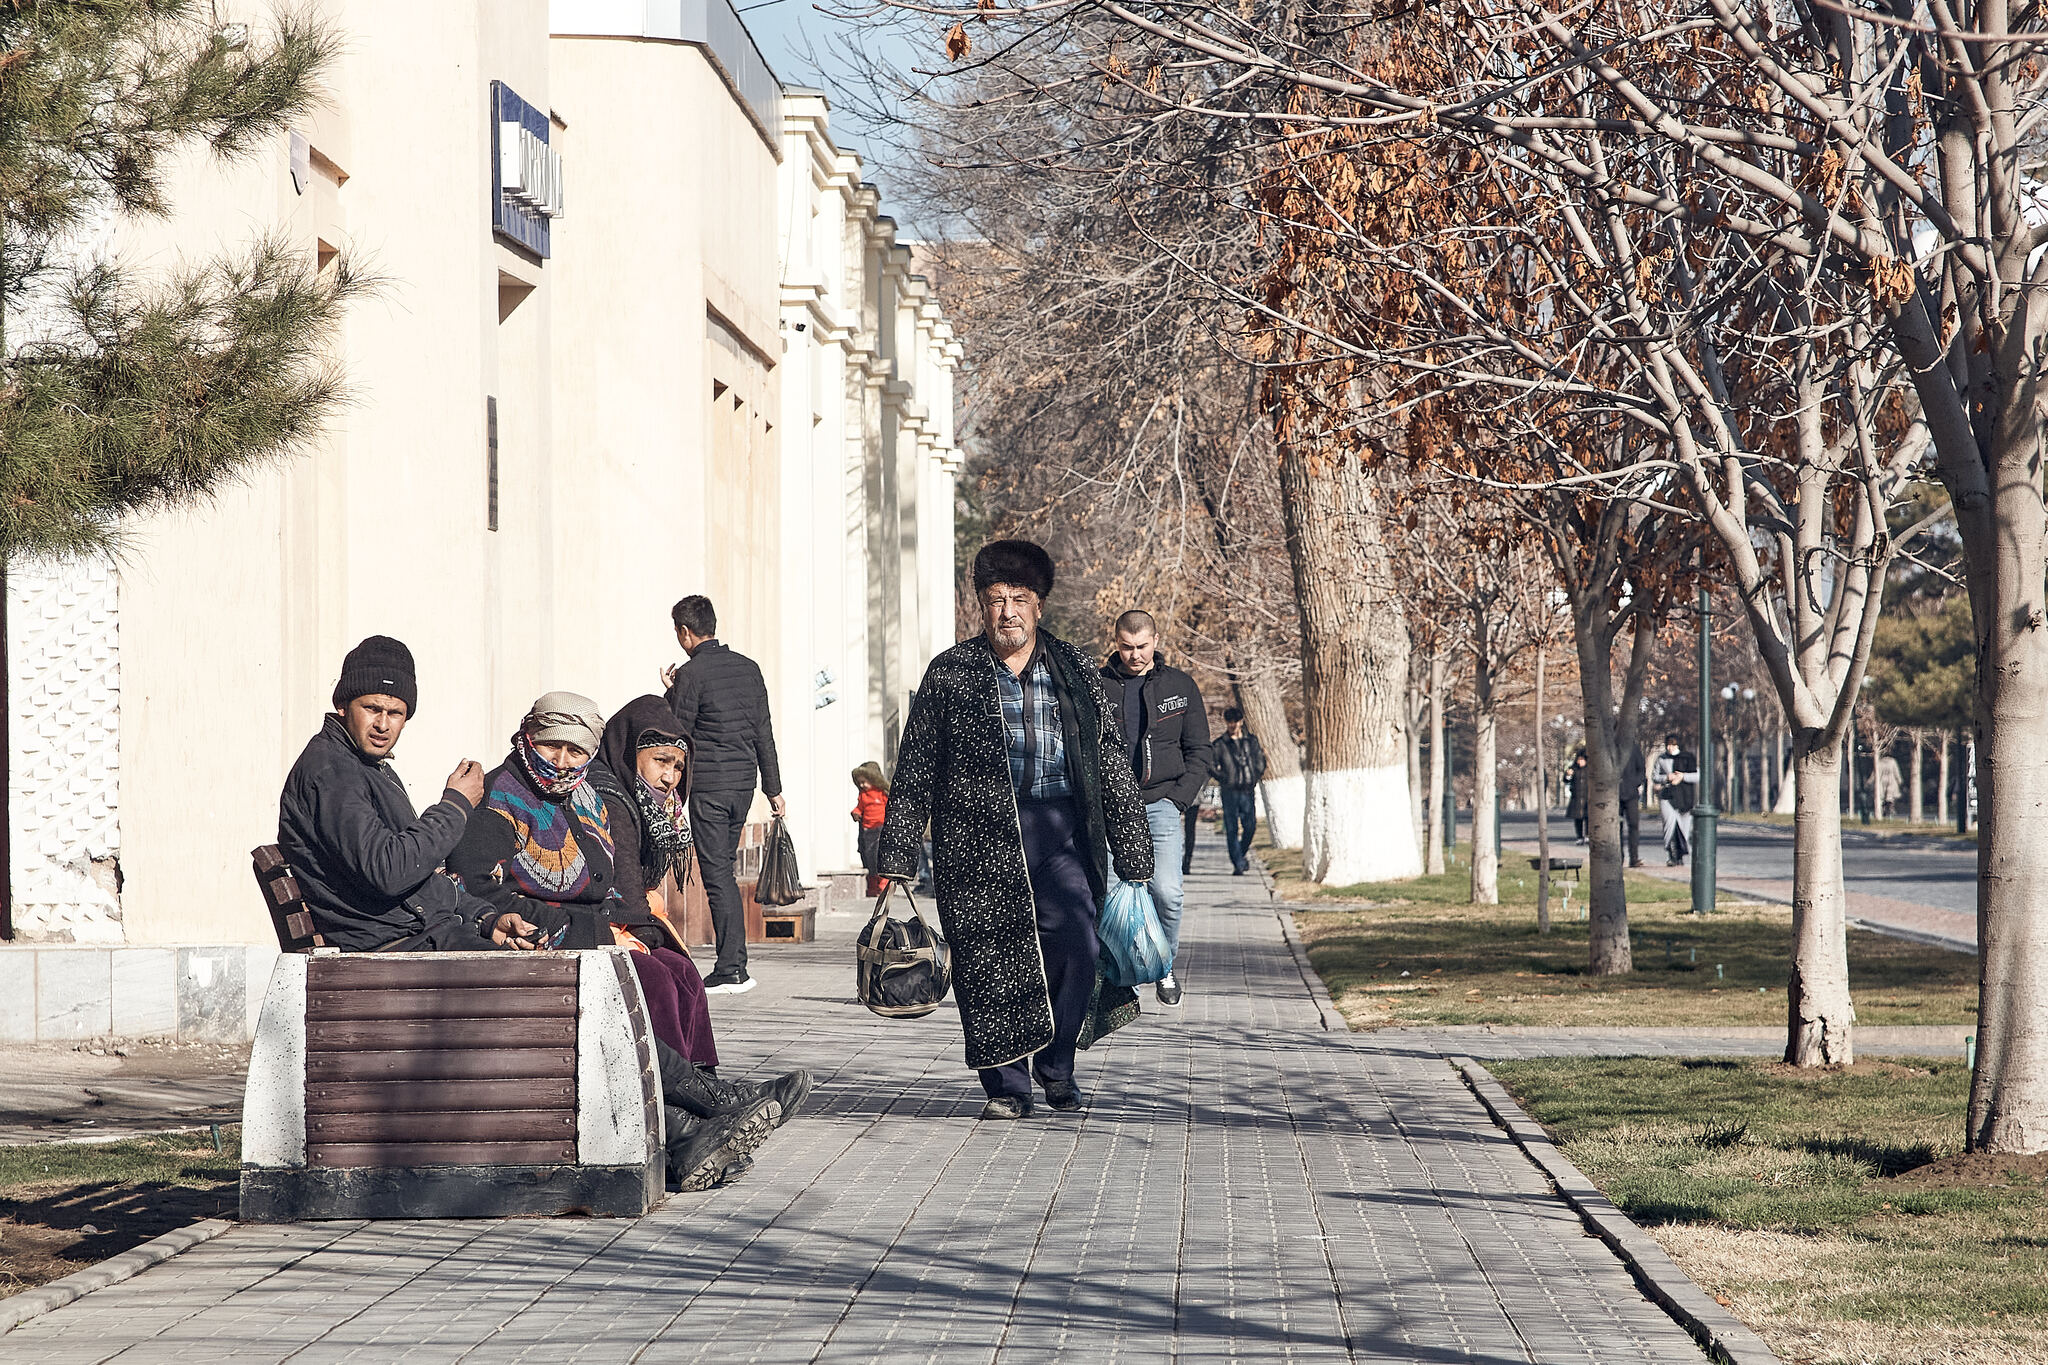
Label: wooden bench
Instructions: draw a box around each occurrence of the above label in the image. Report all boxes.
[240,948,665,1221]
[251,844,325,952]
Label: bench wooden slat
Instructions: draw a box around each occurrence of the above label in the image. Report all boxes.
[306,1078,577,1113]
[306,988,578,1022]
[307,1109,578,1143]
[308,956,580,990]
[304,1048,577,1083]
[307,1139,576,1169]
[306,1018,577,1051]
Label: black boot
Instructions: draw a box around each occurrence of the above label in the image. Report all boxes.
[757,1069,813,1128]
[663,1104,773,1192]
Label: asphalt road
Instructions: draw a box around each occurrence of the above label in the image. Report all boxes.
[1497,808,1977,916]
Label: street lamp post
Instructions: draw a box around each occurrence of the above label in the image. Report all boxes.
[1693,585,1718,916]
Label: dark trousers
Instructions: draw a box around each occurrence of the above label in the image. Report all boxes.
[980,797,1101,1101]
[1221,787,1258,870]
[379,910,502,952]
[1180,802,1198,874]
[1622,799,1641,865]
[690,788,751,977]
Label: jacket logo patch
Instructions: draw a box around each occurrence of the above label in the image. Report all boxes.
[1156,696,1189,715]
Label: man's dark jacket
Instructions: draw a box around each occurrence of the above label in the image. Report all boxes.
[1097,653,1213,809]
[665,639,782,797]
[277,714,483,952]
[878,631,1154,1070]
[1619,744,1647,805]
[1213,732,1267,791]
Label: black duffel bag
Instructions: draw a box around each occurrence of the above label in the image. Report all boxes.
[855,883,952,1018]
[755,816,805,907]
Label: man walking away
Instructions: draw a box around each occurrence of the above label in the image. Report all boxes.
[877,540,1153,1119]
[1213,707,1267,876]
[663,595,784,995]
[1649,733,1699,866]
[1619,740,1647,868]
[1098,611,1212,1007]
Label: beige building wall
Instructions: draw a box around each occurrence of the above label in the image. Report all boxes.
[2,2,962,1042]
[103,0,558,947]
[775,94,961,875]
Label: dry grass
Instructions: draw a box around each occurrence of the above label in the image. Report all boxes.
[1262,836,1977,1030]
[1493,1058,2048,1365]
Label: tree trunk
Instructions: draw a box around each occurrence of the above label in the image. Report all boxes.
[1407,666,1425,855]
[1938,733,1950,828]
[1787,740,1856,1065]
[1426,650,1447,875]
[1236,671,1303,851]
[1534,646,1551,933]
[1470,654,1498,903]
[1570,611,1639,976]
[1276,442,1420,884]
[1910,729,1925,824]
[1967,487,2048,1152]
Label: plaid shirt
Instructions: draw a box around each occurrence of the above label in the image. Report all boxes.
[995,639,1071,800]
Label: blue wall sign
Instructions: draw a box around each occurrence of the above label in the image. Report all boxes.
[491,81,562,260]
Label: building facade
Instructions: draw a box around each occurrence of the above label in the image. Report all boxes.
[0,1,960,1041]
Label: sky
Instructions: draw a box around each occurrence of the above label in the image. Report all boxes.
[736,5,934,229]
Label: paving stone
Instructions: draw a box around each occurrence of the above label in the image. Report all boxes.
[0,843,1716,1363]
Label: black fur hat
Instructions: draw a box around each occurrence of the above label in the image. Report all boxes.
[972,539,1056,599]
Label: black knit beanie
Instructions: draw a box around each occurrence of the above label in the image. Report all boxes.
[332,635,419,716]
[972,540,1056,600]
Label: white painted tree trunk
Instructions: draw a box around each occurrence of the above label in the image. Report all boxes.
[1261,773,1305,850]
[1909,729,1925,824]
[1788,742,1855,1065]
[1277,438,1420,886]
[1774,754,1796,814]
[1938,734,1950,828]
[1470,657,1498,904]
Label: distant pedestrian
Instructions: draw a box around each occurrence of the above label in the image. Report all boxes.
[1180,799,1199,876]
[1876,752,1903,820]
[1566,750,1589,843]
[851,761,889,896]
[1619,740,1647,868]
[662,594,784,996]
[1212,706,1267,876]
[1650,733,1699,865]
[1099,610,1213,1008]
[876,540,1154,1120]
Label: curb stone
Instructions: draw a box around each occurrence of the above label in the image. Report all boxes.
[1451,1057,1783,1365]
[0,1217,233,1334]
[1253,855,1345,1031]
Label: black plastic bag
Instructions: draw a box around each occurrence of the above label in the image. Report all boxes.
[754,816,805,907]
[855,884,952,1017]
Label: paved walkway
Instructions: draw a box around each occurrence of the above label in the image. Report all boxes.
[1,843,1716,1364]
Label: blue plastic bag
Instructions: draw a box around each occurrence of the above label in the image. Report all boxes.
[1099,879,1172,987]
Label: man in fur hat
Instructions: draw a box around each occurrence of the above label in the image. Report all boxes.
[876,541,1155,1119]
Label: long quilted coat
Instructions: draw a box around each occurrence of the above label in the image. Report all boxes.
[876,630,1157,1070]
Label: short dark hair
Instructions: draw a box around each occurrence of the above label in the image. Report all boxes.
[672,595,717,637]
[1114,609,1156,636]
[1223,706,1244,724]
[972,540,1055,600]
[1664,732,1682,745]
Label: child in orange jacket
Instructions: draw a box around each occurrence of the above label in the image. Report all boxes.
[851,761,890,897]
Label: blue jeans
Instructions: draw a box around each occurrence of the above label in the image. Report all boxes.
[1144,800,1187,967]
[1221,787,1258,870]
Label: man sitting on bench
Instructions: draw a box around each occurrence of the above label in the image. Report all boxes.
[278,636,538,952]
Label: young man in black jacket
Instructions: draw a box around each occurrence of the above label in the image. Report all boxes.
[1099,610,1213,1006]
[278,637,536,952]
[663,595,784,994]
[1212,707,1268,875]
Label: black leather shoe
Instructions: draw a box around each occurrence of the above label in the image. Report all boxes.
[1042,1079,1083,1111]
[1155,973,1184,1007]
[980,1095,1032,1120]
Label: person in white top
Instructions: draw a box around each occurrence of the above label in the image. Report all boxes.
[1648,733,1700,865]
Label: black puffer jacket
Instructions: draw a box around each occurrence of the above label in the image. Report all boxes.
[277,714,487,952]
[1098,653,1214,810]
[664,640,782,797]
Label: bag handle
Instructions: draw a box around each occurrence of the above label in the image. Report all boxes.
[867,878,933,930]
